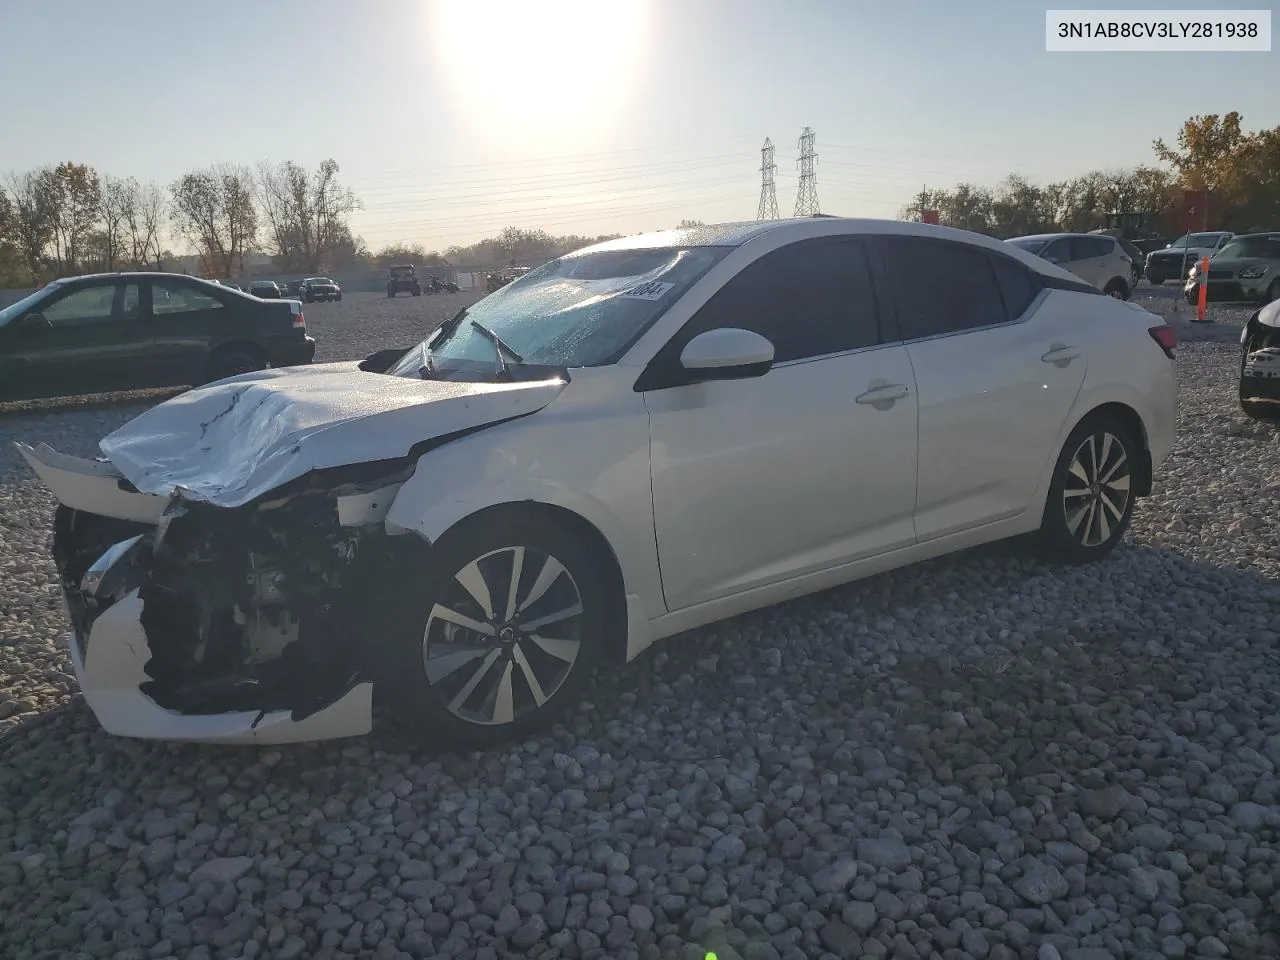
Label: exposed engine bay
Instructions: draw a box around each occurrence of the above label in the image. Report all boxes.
[51,464,414,723]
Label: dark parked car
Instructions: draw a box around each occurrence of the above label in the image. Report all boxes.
[299,277,342,302]
[0,273,317,402]
[387,265,421,297]
[248,280,283,299]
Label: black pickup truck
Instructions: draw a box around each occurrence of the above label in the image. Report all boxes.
[0,272,316,401]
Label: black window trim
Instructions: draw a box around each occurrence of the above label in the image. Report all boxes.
[865,235,1099,347]
[633,235,894,393]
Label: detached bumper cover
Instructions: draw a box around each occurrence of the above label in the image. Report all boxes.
[66,542,373,745]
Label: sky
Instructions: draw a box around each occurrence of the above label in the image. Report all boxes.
[1,0,1276,253]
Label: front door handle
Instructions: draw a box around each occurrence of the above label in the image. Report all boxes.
[1042,343,1081,367]
[855,383,910,409]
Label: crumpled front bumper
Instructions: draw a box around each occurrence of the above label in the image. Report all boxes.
[67,582,373,745]
[19,440,375,745]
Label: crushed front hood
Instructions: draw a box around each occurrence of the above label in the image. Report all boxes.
[98,361,566,508]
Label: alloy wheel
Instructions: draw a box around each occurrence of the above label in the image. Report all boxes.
[423,546,584,726]
[1062,431,1131,548]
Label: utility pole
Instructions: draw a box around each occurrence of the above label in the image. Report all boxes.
[756,138,779,220]
[793,127,820,217]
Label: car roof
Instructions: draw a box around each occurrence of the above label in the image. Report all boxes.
[579,218,1097,254]
[1007,232,1105,242]
[1231,232,1280,240]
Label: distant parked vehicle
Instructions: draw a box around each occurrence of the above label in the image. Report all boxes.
[299,277,342,302]
[0,272,315,401]
[1185,232,1280,306]
[387,265,421,298]
[1240,289,1280,420]
[212,279,243,292]
[248,280,283,299]
[1007,233,1134,300]
[1144,232,1234,285]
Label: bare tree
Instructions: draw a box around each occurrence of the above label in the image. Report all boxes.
[170,164,258,277]
[121,178,166,269]
[96,176,131,271]
[255,158,360,272]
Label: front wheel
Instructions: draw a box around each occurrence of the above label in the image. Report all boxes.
[1034,414,1138,565]
[1146,272,1164,286]
[374,511,610,749]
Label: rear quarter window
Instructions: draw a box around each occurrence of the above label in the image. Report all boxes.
[987,252,1041,320]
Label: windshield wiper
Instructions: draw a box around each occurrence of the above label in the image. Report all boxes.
[416,308,469,379]
[470,320,524,380]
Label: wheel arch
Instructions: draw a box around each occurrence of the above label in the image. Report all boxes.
[389,493,644,667]
[1061,400,1152,497]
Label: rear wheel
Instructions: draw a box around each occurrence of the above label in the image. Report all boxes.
[1103,278,1129,300]
[1146,271,1164,286]
[205,344,266,384]
[1266,280,1280,304]
[1034,414,1138,565]
[374,511,609,749]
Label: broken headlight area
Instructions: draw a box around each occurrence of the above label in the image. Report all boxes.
[57,465,415,722]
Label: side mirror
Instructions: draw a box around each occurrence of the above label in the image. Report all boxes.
[679,328,774,381]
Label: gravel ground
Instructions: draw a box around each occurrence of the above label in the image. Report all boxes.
[2,285,1279,960]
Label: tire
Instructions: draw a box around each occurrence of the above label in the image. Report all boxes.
[1103,278,1129,300]
[1266,280,1280,304]
[1034,413,1139,565]
[205,344,266,383]
[373,510,609,750]
[1185,290,1198,306]
[1146,271,1163,286]
[387,289,395,298]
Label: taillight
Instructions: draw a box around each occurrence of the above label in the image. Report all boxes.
[1149,324,1176,359]
[292,309,306,330]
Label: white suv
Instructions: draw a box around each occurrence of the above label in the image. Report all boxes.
[1007,233,1134,300]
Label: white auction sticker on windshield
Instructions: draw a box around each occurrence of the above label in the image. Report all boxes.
[619,280,675,301]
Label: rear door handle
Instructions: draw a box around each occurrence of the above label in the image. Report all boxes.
[1041,344,1080,367]
[855,383,910,408]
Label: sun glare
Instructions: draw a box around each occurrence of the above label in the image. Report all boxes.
[429,0,651,151]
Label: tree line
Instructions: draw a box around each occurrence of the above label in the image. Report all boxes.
[3,112,1274,289]
[0,159,370,288]
[900,113,1280,239]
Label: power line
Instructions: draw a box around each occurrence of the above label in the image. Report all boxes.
[756,138,779,220]
[793,127,820,217]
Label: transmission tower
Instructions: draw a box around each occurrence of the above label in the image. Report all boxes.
[793,126,820,217]
[756,138,779,220]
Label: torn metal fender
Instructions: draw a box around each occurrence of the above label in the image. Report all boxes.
[15,442,169,524]
[71,588,374,744]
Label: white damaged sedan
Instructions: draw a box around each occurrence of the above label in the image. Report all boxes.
[19,218,1178,748]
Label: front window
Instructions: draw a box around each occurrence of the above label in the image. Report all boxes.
[387,245,730,380]
[0,281,68,327]
[1217,237,1280,260]
[1008,238,1050,254]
